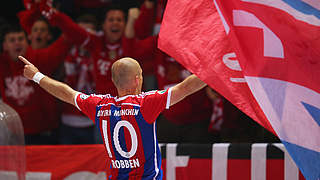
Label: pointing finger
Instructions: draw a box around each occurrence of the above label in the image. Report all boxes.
[18,56,32,65]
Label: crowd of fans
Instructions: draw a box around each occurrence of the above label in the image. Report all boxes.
[0,0,279,145]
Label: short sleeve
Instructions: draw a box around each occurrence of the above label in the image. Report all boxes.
[74,92,104,121]
[140,88,172,124]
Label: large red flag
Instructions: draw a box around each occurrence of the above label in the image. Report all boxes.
[158,0,320,179]
[158,0,274,133]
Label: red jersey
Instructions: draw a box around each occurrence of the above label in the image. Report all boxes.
[0,37,72,134]
[48,10,157,96]
[75,88,172,180]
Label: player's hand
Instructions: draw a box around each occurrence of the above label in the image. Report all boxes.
[18,56,40,81]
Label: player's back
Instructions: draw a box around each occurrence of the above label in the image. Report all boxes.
[94,90,171,180]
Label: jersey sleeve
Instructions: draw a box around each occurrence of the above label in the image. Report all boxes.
[74,92,104,122]
[140,88,172,124]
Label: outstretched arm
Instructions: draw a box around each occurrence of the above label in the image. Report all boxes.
[19,56,78,106]
[170,74,207,106]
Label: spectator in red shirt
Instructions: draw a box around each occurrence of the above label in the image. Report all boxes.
[59,14,98,144]
[39,0,157,96]
[17,2,66,144]
[0,24,72,144]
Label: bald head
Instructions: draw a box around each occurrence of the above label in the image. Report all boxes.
[111,57,143,91]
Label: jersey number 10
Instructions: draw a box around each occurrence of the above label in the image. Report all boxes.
[102,120,138,159]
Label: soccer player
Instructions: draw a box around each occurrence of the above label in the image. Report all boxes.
[19,55,206,179]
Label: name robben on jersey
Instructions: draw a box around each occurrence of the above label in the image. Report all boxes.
[111,159,140,169]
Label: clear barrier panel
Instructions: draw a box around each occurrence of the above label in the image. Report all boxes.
[0,100,26,180]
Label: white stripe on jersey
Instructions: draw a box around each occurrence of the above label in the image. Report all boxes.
[74,92,81,111]
[166,88,172,109]
[98,103,116,107]
[153,122,159,180]
[115,95,131,101]
[115,91,158,102]
[121,103,140,107]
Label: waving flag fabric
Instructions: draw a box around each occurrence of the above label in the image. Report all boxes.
[158,0,275,134]
[158,0,320,179]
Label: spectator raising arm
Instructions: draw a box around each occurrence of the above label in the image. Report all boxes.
[134,0,155,39]
[125,8,140,39]
[19,56,77,106]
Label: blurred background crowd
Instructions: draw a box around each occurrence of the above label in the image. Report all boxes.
[0,0,279,145]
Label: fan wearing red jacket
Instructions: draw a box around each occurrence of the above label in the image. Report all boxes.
[60,14,98,144]
[19,1,99,144]
[39,0,157,96]
[15,1,66,144]
[0,24,72,144]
